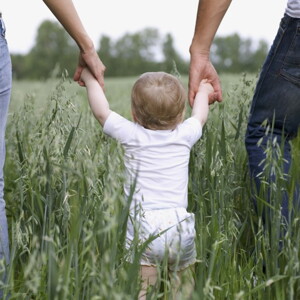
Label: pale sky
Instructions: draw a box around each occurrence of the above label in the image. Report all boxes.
[2,0,287,59]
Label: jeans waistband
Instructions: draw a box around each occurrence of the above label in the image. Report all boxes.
[284,12,300,21]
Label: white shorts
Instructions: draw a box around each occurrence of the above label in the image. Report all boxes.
[126,207,196,271]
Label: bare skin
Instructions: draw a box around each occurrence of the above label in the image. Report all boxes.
[189,0,232,106]
[138,265,195,300]
[43,0,106,87]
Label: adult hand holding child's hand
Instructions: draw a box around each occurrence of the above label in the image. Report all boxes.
[74,49,106,88]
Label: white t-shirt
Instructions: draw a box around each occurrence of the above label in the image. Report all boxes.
[286,0,300,18]
[103,112,202,211]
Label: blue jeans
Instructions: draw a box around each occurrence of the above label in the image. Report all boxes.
[0,17,11,272]
[245,14,300,223]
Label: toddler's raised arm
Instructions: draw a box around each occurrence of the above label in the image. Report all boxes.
[191,79,214,126]
[81,68,111,126]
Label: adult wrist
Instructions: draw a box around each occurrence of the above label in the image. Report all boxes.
[189,45,210,59]
[189,49,211,63]
[189,34,212,58]
[78,35,95,54]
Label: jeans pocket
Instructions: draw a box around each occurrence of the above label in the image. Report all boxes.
[280,26,300,86]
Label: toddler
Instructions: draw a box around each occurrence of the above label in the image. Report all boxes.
[80,69,213,299]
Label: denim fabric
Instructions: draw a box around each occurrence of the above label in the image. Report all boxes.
[0,17,11,269]
[245,14,300,222]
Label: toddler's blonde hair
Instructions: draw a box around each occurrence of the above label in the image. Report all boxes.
[131,72,186,130]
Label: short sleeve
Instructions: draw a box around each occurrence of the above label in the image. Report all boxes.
[103,111,135,143]
[179,117,202,147]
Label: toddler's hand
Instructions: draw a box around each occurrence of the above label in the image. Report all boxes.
[199,79,214,94]
[80,68,94,84]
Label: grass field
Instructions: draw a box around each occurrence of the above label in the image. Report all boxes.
[3,73,300,299]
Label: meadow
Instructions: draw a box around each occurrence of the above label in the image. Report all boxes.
[3,72,300,299]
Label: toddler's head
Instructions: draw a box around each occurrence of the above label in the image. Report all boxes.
[131,72,186,130]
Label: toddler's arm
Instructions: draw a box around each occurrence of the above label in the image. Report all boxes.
[191,79,214,126]
[81,68,111,126]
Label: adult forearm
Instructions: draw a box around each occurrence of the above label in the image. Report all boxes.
[190,0,232,55]
[43,0,94,53]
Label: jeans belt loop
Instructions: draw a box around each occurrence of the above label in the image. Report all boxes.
[0,13,5,37]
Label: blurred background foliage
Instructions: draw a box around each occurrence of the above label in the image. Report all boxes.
[10,20,269,80]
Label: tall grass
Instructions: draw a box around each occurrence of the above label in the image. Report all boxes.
[3,73,300,299]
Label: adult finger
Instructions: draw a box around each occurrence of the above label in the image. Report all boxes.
[73,65,84,83]
[211,78,223,102]
[188,89,196,108]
